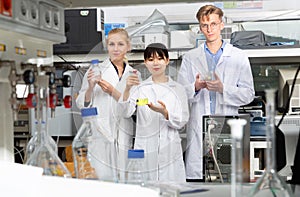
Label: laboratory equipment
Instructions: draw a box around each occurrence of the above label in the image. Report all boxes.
[24,120,58,163]
[278,68,300,115]
[203,115,251,183]
[53,8,104,55]
[72,107,118,182]
[249,89,293,197]
[0,0,65,162]
[125,9,170,49]
[227,118,247,197]
[25,75,71,178]
[126,149,145,185]
[72,107,99,179]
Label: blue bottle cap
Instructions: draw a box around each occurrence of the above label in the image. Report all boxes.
[128,149,144,159]
[81,107,98,117]
[91,59,99,65]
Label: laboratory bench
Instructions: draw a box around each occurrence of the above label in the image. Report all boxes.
[2,160,299,197]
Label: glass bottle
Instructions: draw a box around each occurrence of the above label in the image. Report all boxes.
[25,75,71,178]
[72,107,98,179]
[249,89,293,197]
[24,120,58,163]
[227,119,247,197]
[72,107,118,182]
[126,149,145,186]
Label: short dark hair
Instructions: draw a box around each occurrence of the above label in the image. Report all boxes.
[196,5,223,22]
[144,43,169,60]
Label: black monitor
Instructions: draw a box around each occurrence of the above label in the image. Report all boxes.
[53,9,104,55]
[278,68,300,114]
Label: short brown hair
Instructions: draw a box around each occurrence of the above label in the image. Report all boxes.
[196,5,223,22]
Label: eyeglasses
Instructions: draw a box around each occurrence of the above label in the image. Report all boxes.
[200,22,221,30]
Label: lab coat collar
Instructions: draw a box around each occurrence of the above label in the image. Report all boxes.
[102,58,111,68]
[204,40,226,55]
[142,76,176,87]
[221,42,233,57]
[200,41,232,57]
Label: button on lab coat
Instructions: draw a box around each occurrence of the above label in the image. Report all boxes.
[118,76,189,182]
[76,58,135,179]
[177,43,255,179]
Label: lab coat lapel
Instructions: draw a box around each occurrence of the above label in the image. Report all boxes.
[217,43,231,66]
[102,59,121,84]
[215,43,232,80]
[215,44,232,114]
[196,45,210,80]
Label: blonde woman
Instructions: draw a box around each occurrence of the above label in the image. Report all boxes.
[76,28,136,181]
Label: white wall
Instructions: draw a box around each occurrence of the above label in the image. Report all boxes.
[102,2,209,26]
[100,1,300,41]
[101,0,300,26]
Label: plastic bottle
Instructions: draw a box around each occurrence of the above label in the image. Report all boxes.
[126,149,145,186]
[72,107,118,182]
[90,59,102,84]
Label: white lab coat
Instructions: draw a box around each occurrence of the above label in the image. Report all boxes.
[177,43,255,179]
[76,58,135,180]
[118,76,189,182]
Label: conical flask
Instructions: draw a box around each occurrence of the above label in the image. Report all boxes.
[24,120,58,163]
[72,107,118,182]
[249,89,293,197]
[25,75,71,178]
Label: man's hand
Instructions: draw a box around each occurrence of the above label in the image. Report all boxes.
[195,73,207,92]
[206,72,223,93]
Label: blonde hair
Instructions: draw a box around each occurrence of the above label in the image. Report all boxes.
[106,28,131,63]
[106,28,131,45]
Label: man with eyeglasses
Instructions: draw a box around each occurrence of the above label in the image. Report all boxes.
[177,4,255,182]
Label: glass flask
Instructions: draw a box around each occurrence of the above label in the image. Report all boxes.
[24,120,58,163]
[25,75,71,178]
[72,107,118,182]
[249,89,293,197]
[227,119,247,197]
[126,149,145,186]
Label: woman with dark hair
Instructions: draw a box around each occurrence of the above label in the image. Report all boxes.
[119,43,189,182]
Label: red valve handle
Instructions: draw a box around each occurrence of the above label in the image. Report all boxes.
[26,93,37,108]
[64,95,72,108]
[49,94,58,109]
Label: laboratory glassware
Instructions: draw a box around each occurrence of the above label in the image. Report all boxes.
[72,107,98,179]
[72,107,118,182]
[227,118,247,197]
[24,120,58,163]
[25,75,71,178]
[249,89,293,197]
[126,149,145,185]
